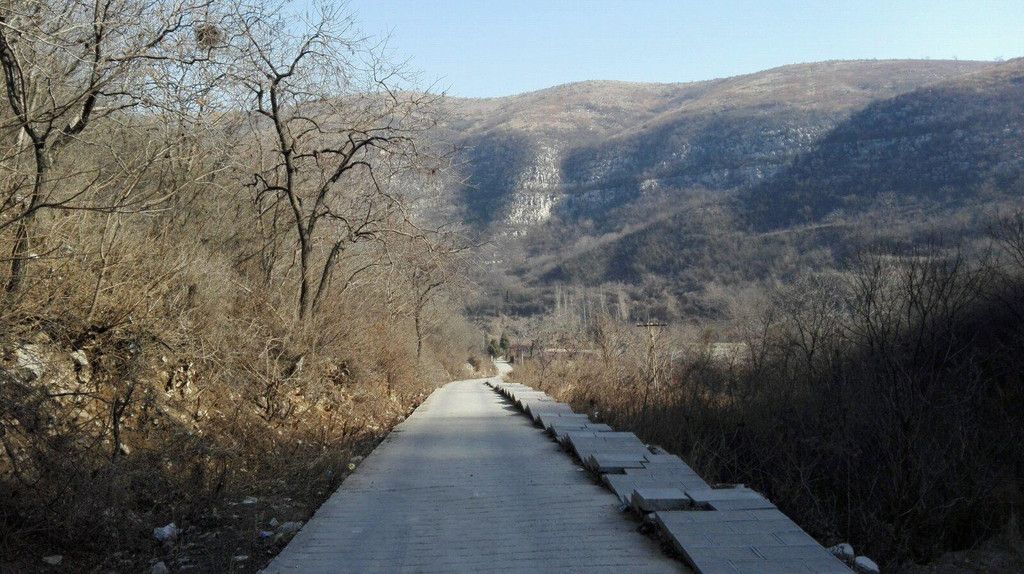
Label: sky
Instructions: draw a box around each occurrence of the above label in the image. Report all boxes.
[339,0,1024,98]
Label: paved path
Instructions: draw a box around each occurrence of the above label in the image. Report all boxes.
[261,376,684,573]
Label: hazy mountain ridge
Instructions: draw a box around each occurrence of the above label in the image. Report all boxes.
[443,58,1024,319]
[745,58,1024,227]
[541,58,1024,290]
[446,60,992,231]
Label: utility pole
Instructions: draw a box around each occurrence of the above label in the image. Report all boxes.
[636,321,668,389]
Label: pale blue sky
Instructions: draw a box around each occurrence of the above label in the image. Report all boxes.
[342,0,1024,97]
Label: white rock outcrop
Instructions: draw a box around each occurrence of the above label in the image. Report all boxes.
[855,555,880,574]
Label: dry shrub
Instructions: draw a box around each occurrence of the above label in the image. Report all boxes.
[0,209,480,566]
[515,236,1024,568]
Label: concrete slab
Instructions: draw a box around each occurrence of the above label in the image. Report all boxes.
[684,545,762,562]
[518,395,560,403]
[546,421,589,432]
[623,468,711,491]
[564,432,649,460]
[731,560,815,574]
[486,376,850,574]
[577,448,651,471]
[680,532,787,547]
[538,412,590,430]
[630,487,692,512]
[564,430,644,443]
[515,396,553,407]
[774,531,821,546]
[655,509,792,524]
[526,403,576,422]
[687,487,774,511]
[729,520,802,534]
[707,498,778,511]
[648,509,851,571]
[685,487,763,501]
[602,474,642,504]
[754,546,841,562]
[643,454,686,465]
[518,400,562,414]
[655,516,801,537]
[586,453,650,473]
[550,423,614,442]
[603,474,701,505]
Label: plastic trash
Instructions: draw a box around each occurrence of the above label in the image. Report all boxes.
[153,523,180,542]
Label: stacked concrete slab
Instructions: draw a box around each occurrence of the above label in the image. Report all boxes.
[487,379,852,574]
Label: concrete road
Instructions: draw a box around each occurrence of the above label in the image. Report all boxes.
[260,375,684,573]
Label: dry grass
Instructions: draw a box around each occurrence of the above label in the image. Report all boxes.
[510,236,1024,570]
[0,205,488,573]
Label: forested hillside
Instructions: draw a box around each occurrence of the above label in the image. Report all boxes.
[746,58,1024,228]
[445,59,1024,323]
[447,60,989,231]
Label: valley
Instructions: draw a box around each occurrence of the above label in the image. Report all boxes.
[441,59,1024,324]
[0,4,1021,569]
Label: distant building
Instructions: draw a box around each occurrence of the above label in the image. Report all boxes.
[508,342,598,363]
[507,343,532,363]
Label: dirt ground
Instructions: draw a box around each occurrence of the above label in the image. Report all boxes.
[1,485,339,574]
[0,445,382,574]
[897,538,1024,574]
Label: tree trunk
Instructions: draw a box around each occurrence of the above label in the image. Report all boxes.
[6,218,31,293]
[87,213,120,322]
[6,143,47,294]
[415,308,423,362]
[311,241,344,317]
[298,241,311,321]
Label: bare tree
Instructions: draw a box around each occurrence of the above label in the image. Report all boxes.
[391,230,469,362]
[0,0,216,292]
[995,209,1024,272]
[227,0,445,321]
[774,273,847,380]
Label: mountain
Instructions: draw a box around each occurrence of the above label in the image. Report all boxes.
[445,60,991,230]
[441,59,1024,319]
[744,59,1024,228]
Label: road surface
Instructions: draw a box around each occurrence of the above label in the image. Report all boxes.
[260,373,683,573]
